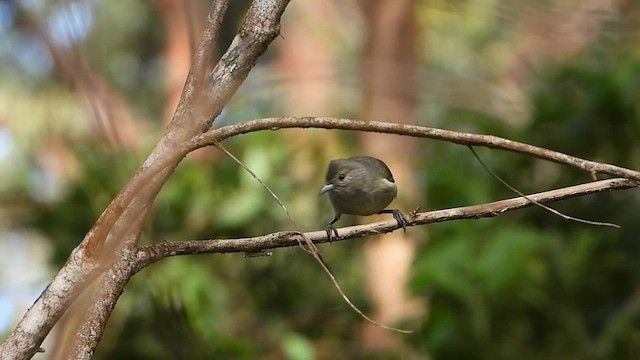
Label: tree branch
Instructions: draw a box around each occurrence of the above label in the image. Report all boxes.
[169,0,230,131]
[202,0,291,130]
[68,254,138,360]
[65,0,292,357]
[186,0,229,94]
[191,117,640,183]
[64,204,151,360]
[136,178,636,267]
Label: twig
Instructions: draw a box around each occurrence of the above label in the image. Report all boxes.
[214,143,412,333]
[468,145,620,228]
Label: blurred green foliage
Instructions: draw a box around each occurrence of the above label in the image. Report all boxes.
[1,1,640,359]
[414,45,640,359]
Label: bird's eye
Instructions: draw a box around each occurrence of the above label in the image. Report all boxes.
[338,173,346,180]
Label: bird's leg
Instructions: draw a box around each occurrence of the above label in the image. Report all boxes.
[325,213,341,242]
[378,209,408,232]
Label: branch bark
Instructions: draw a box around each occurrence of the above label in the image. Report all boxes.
[136,178,635,265]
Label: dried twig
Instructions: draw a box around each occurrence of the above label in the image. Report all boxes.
[214,143,412,333]
[468,145,620,228]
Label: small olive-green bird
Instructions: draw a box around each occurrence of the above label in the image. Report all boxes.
[320,156,408,240]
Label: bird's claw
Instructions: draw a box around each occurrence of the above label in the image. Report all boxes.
[325,224,339,242]
[391,209,408,232]
[378,209,409,232]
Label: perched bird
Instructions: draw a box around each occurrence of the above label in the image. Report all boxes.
[320,156,408,240]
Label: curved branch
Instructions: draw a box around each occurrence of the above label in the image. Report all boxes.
[191,117,640,182]
[136,178,636,267]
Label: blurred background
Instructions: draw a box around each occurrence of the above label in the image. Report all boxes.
[1,0,640,359]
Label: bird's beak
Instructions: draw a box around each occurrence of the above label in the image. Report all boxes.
[319,183,334,195]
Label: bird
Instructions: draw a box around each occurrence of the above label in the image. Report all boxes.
[319,156,408,240]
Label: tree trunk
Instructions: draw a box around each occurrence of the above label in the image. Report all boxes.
[358,0,425,352]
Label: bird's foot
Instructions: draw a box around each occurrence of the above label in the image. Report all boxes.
[379,209,409,232]
[325,224,339,242]
[393,209,408,232]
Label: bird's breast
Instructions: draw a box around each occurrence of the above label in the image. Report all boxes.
[329,178,397,216]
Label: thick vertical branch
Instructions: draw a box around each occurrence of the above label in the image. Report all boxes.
[0,1,291,359]
[204,0,289,128]
[65,203,151,360]
[68,259,137,360]
[67,0,290,357]
[169,0,230,132]
[0,248,100,360]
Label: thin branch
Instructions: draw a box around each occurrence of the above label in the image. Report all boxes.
[137,178,636,265]
[214,143,412,333]
[468,145,620,228]
[190,117,640,183]
[214,143,310,252]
